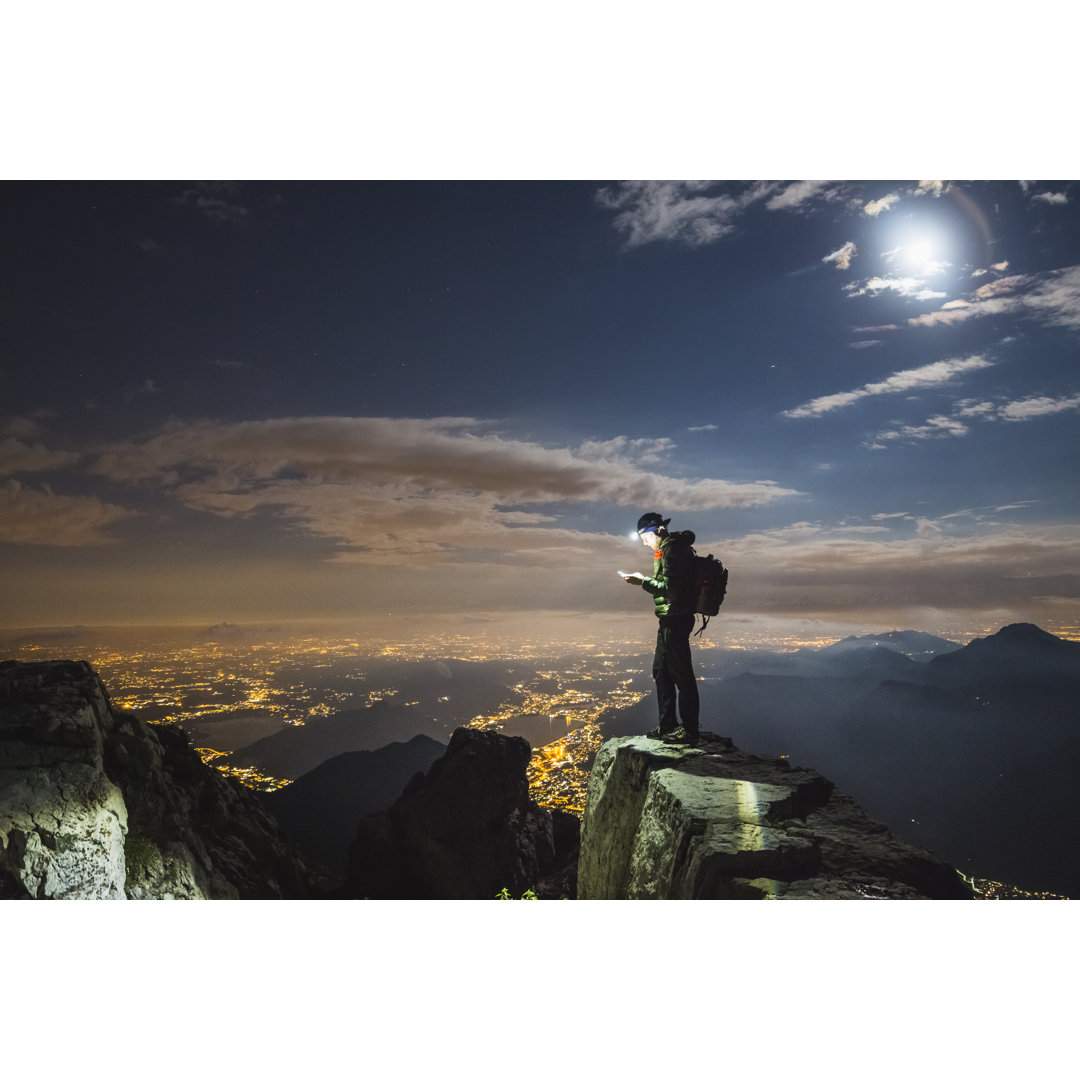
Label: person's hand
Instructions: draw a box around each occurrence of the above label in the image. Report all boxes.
[619,571,645,583]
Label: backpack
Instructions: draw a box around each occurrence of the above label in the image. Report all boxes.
[689,549,728,634]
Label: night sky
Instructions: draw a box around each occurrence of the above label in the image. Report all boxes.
[3,179,1078,635]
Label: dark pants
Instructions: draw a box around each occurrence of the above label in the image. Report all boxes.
[652,613,699,735]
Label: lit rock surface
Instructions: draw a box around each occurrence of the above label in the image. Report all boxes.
[578,734,972,899]
[1,660,322,900]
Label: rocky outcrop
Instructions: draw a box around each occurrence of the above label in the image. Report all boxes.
[1,660,324,899]
[578,734,972,899]
[345,726,579,899]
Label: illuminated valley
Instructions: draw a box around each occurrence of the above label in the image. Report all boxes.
[7,623,1075,899]
[8,630,653,803]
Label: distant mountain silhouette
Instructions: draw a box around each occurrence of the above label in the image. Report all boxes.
[820,630,961,661]
[262,734,446,876]
[707,642,933,683]
[926,622,1080,688]
[234,702,453,779]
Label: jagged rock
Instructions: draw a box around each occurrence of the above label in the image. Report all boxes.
[0,660,324,899]
[345,726,574,899]
[578,734,972,899]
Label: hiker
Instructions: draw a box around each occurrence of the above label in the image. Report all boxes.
[620,512,700,746]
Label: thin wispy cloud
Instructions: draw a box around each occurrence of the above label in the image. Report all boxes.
[765,181,846,212]
[867,415,970,449]
[595,181,762,248]
[869,392,1080,446]
[974,275,1031,300]
[823,240,857,270]
[997,393,1080,421]
[909,265,1080,330]
[782,355,993,419]
[846,275,946,301]
[1032,191,1068,206]
[596,180,846,248]
[863,193,900,216]
[173,181,249,225]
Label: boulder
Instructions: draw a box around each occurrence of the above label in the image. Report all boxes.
[345,726,575,899]
[578,733,972,899]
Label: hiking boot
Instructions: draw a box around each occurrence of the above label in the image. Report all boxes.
[647,725,677,739]
[661,727,699,747]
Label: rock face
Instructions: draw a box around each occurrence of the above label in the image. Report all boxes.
[345,726,578,899]
[1,660,323,900]
[578,734,972,899]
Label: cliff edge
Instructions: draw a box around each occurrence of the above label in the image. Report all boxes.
[1,660,323,899]
[578,733,972,899]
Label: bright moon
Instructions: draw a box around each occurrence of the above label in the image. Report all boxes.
[887,223,953,275]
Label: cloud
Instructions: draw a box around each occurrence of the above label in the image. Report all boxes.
[782,354,993,419]
[823,240,857,270]
[595,180,846,248]
[867,415,970,448]
[595,181,763,248]
[719,517,1080,616]
[908,306,993,328]
[973,274,1031,300]
[576,435,674,466]
[955,399,997,419]
[846,276,946,301]
[909,264,1080,330]
[0,480,139,546]
[863,193,900,216]
[765,181,846,212]
[173,182,249,225]
[997,393,1080,421]
[687,424,718,432]
[869,392,1080,446]
[0,437,80,476]
[848,340,882,349]
[1021,265,1080,328]
[914,181,948,197]
[1032,191,1068,205]
[91,416,800,564]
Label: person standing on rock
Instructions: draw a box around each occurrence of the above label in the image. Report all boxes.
[619,512,700,747]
